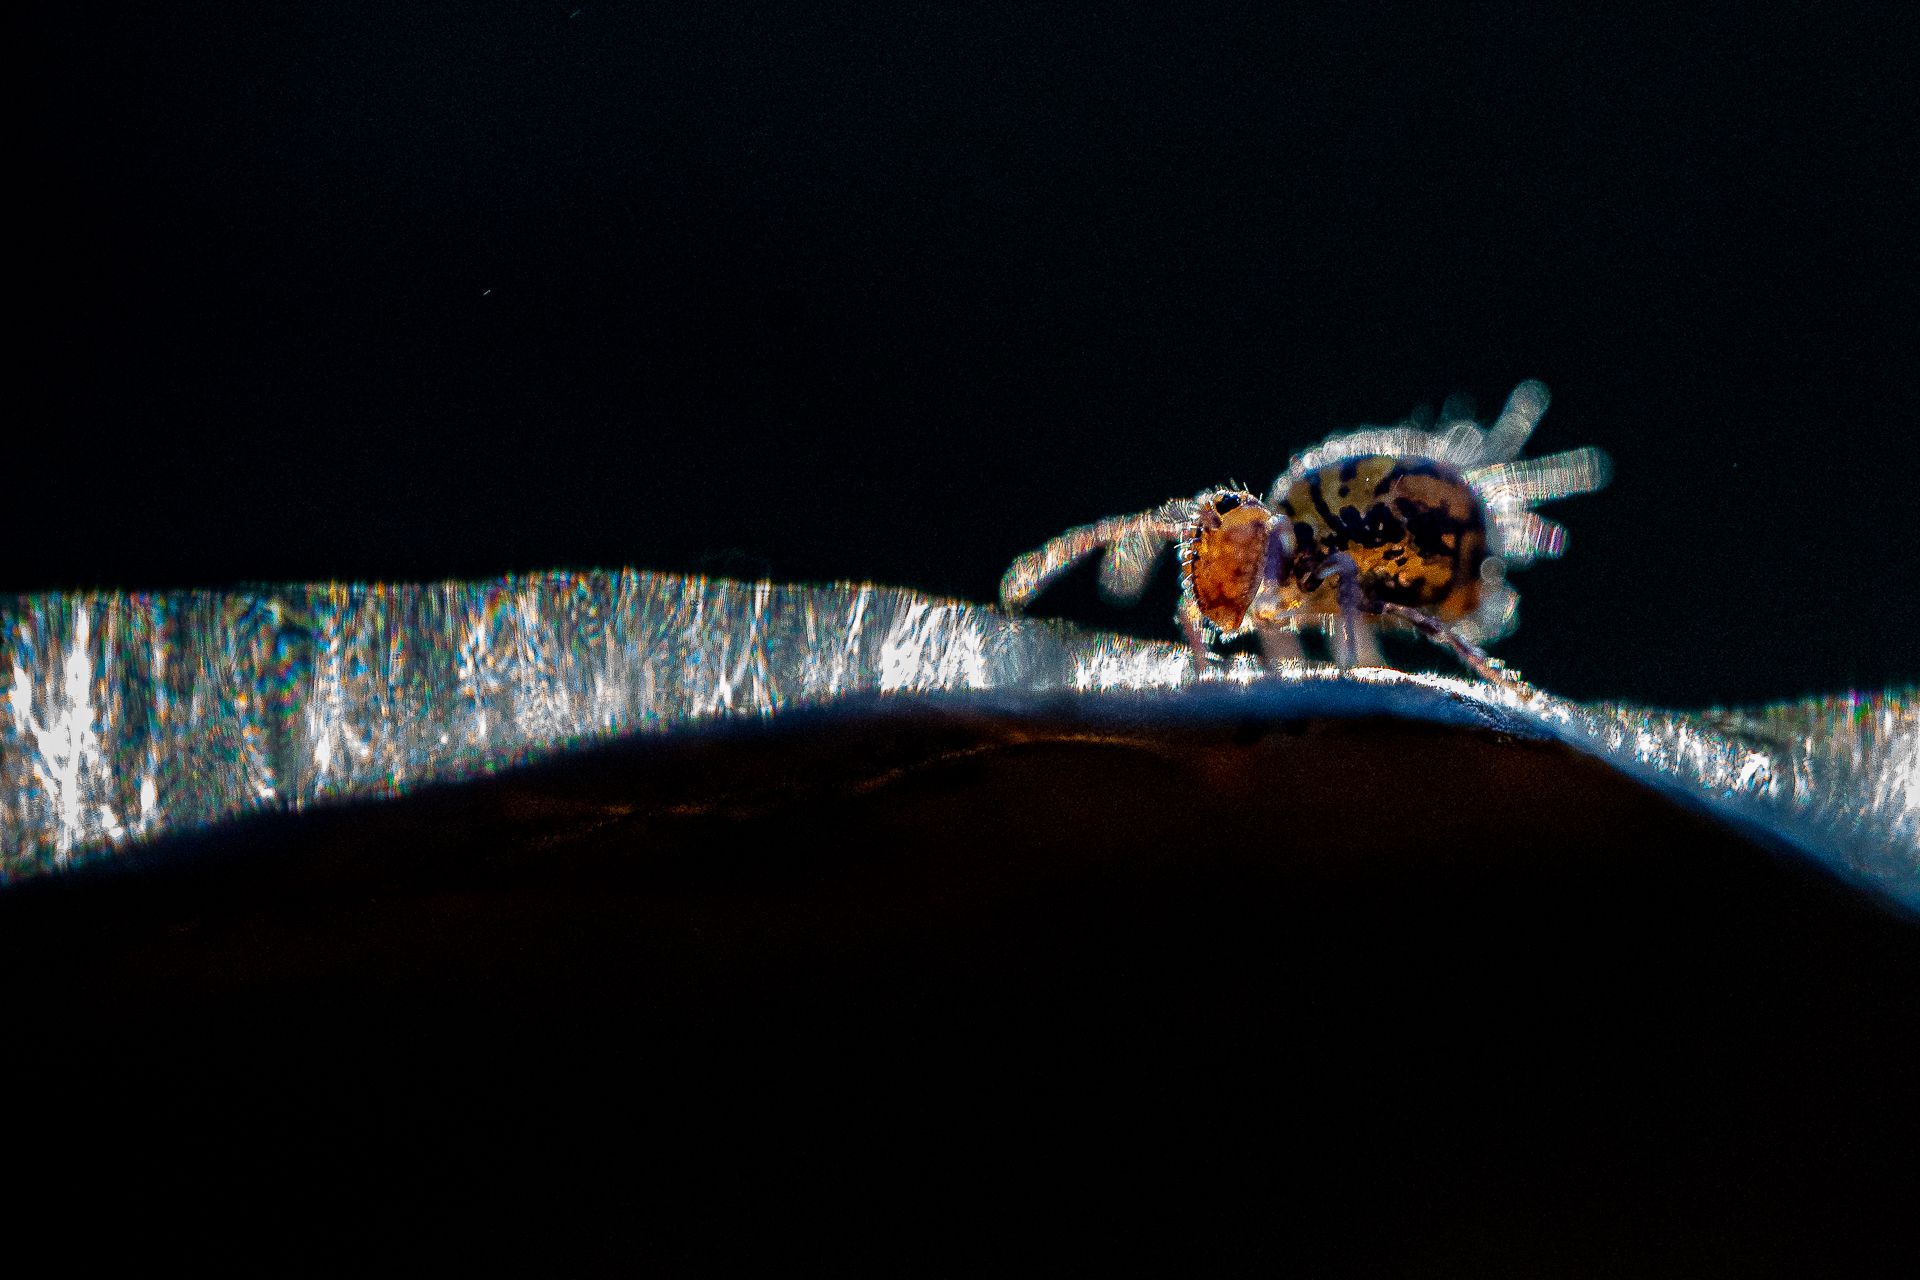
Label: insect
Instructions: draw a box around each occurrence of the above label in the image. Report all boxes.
[999,380,1610,685]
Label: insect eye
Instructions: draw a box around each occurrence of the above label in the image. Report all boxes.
[1212,493,1243,514]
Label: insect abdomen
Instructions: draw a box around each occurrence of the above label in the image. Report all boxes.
[1273,456,1488,620]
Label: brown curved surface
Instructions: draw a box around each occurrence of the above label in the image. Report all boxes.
[6,706,1917,1273]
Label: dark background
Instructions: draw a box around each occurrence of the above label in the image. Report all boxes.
[20,2,1916,706]
[15,7,1920,1270]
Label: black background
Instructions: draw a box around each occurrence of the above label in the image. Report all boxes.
[15,7,1920,1271]
[20,3,1916,706]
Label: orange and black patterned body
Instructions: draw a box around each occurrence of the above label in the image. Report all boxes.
[1273,455,1487,622]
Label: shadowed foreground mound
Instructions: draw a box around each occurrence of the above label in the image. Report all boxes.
[6,701,1917,1275]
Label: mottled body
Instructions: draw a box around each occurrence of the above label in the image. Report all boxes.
[1228,456,1486,630]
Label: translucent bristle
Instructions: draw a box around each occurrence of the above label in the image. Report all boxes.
[1470,447,1612,510]
[1271,427,1482,500]
[1495,512,1569,565]
[1481,378,1551,463]
[1096,528,1166,605]
[1000,502,1195,613]
[1458,575,1519,645]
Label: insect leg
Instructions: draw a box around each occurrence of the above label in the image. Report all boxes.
[1255,619,1304,668]
[1316,552,1384,669]
[1001,504,1193,613]
[1247,516,1303,670]
[1377,602,1528,691]
[1333,614,1384,669]
[1175,594,1213,669]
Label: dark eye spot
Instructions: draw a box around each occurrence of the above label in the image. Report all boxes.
[1213,493,1242,514]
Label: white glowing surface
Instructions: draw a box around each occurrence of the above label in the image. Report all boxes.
[1,572,1914,912]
